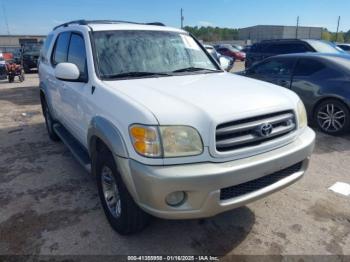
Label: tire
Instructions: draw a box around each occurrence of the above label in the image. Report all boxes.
[19,70,25,82]
[8,76,14,83]
[96,148,150,235]
[314,99,350,135]
[42,99,60,141]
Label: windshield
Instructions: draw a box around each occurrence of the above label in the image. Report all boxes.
[307,40,343,54]
[93,30,219,79]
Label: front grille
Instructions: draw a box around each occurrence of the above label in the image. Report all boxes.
[220,162,303,201]
[216,111,296,152]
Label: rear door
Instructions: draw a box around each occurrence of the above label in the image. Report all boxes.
[247,57,296,88]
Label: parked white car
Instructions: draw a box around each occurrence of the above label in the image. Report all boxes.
[39,20,315,234]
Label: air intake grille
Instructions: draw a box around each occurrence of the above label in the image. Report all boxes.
[220,161,303,201]
[216,111,296,152]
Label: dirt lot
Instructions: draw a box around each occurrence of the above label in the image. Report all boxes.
[1,69,350,258]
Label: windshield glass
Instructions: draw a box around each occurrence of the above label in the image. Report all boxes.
[93,30,218,78]
[307,40,343,54]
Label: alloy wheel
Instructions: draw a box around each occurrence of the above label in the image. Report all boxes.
[317,103,346,132]
[101,166,122,218]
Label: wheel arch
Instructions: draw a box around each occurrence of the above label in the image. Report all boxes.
[312,96,350,118]
[88,118,140,202]
[87,116,129,159]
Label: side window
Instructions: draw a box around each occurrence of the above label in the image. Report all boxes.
[52,32,70,65]
[40,34,54,64]
[280,43,309,54]
[340,45,350,51]
[253,59,294,76]
[294,59,326,77]
[67,33,87,80]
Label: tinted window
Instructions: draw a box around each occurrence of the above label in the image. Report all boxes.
[52,32,70,65]
[250,43,265,52]
[294,58,326,76]
[339,45,350,51]
[253,59,294,76]
[265,43,309,54]
[68,33,87,79]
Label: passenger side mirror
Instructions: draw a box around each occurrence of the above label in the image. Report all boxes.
[54,62,80,81]
[219,56,233,71]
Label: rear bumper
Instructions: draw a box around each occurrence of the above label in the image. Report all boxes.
[118,127,315,219]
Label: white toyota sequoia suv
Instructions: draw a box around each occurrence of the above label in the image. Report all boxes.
[39,20,315,234]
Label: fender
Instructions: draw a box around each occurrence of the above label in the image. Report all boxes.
[87,116,129,158]
[88,117,142,201]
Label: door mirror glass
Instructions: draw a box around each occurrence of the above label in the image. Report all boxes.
[54,62,80,81]
[219,56,233,71]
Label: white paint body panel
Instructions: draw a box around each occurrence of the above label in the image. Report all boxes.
[39,23,302,166]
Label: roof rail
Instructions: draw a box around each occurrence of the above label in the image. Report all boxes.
[53,20,165,30]
[261,38,301,42]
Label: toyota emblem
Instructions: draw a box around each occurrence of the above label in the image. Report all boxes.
[259,123,273,137]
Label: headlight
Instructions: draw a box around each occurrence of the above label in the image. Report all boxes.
[129,125,203,158]
[160,126,203,157]
[297,100,308,129]
[129,125,161,157]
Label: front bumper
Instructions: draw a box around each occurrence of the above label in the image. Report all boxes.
[118,127,315,219]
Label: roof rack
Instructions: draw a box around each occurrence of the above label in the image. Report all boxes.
[53,20,165,30]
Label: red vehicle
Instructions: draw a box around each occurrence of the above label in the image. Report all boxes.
[215,44,246,61]
[5,61,24,83]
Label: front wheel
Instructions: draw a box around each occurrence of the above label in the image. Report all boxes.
[314,99,350,135]
[96,150,150,235]
[8,75,14,83]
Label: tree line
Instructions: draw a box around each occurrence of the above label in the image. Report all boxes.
[184,26,350,43]
[321,29,350,43]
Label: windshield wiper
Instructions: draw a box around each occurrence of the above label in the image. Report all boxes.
[103,71,173,79]
[172,67,222,73]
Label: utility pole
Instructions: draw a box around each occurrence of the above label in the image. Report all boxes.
[336,16,341,42]
[296,16,299,39]
[180,8,184,29]
[1,0,10,35]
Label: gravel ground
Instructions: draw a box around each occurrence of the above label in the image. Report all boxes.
[0,71,350,258]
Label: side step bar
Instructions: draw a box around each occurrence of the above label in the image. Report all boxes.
[53,123,91,173]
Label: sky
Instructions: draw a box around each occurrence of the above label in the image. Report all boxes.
[1,0,350,35]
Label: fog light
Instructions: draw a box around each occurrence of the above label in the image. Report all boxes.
[165,191,186,206]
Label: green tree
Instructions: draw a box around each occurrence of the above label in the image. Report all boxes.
[332,32,345,43]
[344,30,350,43]
[321,29,331,41]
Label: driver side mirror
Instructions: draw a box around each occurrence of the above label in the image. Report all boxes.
[54,62,80,81]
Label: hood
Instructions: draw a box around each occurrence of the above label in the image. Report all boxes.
[103,72,299,143]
